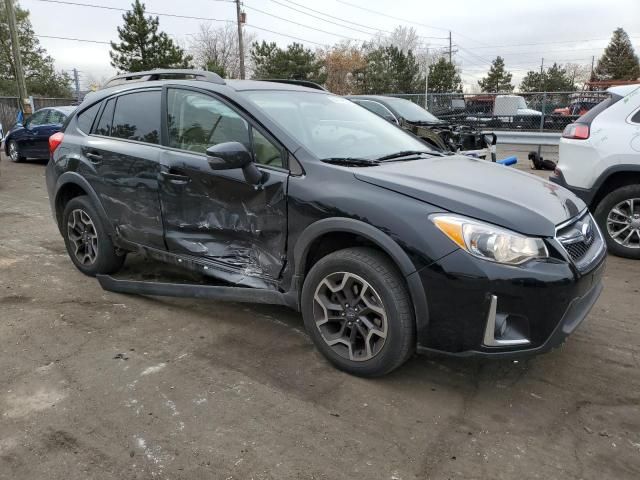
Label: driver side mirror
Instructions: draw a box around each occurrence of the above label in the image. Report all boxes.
[206,141,265,186]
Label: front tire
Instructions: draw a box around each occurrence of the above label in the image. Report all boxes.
[301,247,415,377]
[7,140,25,162]
[62,196,126,276]
[594,185,640,259]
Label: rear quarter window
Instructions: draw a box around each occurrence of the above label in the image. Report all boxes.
[577,94,622,125]
[631,109,640,124]
[76,102,101,133]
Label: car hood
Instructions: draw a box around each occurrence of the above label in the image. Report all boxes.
[354,155,585,237]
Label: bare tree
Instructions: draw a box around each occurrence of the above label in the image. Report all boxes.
[189,23,256,78]
[367,25,422,54]
[565,63,592,89]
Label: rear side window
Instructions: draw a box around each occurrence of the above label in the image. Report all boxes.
[111,91,161,144]
[77,102,101,133]
[577,94,622,125]
[94,98,115,136]
[631,109,640,124]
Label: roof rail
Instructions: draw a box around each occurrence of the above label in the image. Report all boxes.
[261,79,327,91]
[103,69,225,89]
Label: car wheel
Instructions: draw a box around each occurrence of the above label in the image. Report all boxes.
[594,185,640,259]
[301,247,415,377]
[62,196,126,276]
[7,140,25,162]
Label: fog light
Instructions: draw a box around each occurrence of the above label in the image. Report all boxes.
[483,295,530,347]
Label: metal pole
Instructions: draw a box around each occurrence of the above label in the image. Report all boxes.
[73,68,80,102]
[235,0,245,80]
[5,0,28,112]
[448,31,452,64]
[424,48,429,110]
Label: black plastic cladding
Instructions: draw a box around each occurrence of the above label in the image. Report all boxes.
[47,78,604,356]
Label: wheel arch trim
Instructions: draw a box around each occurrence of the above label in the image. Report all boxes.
[293,217,429,340]
[54,172,114,235]
[590,164,640,208]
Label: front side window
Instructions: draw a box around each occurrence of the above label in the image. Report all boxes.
[111,91,161,144]
[243,91,432,160]
[252,128,282,167]
[357,100,396,121]
[381,97,440,123]
[167,88,250,154]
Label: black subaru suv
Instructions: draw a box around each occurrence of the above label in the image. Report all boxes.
[46,70,606,376]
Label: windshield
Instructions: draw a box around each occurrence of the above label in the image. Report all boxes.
[382,97,441,123]
[517,97,528,109]
[242,91,432,160]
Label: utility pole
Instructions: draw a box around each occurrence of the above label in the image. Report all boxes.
[72,68,80,102]
[5,0,29,113]
[424,47,429,110]
[235,0,246,79]
[448,31,452,64]
[539,57,545,91]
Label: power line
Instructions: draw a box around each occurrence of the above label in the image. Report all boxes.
[269,0,448,42]
[244,3,363,41]
[29,0,330,47]
[36,34,111,44]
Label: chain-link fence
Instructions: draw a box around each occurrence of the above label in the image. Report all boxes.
[386,91,609,132]
[0,96,75,136]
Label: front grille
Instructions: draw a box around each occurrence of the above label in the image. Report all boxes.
[556,212,604,271]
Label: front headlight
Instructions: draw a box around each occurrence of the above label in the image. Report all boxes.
[431,214,548,265]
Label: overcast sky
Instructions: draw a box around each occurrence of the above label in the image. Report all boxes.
[23,0,640,90]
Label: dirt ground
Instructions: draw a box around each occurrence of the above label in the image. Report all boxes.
[1,151,639,480]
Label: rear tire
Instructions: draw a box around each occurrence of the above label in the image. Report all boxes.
[594,185,640,259]
[62,196,126,276]
[301,247,415,377]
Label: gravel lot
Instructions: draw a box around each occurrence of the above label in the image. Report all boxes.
[1,153,639,480]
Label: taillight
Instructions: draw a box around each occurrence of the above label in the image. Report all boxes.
[562,123,589,140]
[49,132,64,154]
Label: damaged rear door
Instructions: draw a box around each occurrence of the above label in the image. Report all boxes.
[158,87,288,288]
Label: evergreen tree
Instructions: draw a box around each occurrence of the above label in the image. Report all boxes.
[477,56,513,92]
[0,1,71,97]
[110,0,192,72]
[520,63,576,92]
[427,57,462,93]
[250,41,325,84]
[594,28,640,81]
[354,45,424,94]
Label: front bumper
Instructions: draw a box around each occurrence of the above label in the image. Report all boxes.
[414,247,606,357]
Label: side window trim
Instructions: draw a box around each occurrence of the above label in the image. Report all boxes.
[161,85,289,171]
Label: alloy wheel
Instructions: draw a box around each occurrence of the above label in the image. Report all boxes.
[313,272,388,362]
[607,198,640,249]
[8,141,18,161]
[67,209,99,265]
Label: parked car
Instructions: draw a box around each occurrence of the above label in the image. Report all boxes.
[346,95,495,159]
[551,84,640,259]
[4,106,76,162]
[46,69,605,376]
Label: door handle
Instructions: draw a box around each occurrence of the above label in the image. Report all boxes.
[85,151,103,164]
[160,170,190,185]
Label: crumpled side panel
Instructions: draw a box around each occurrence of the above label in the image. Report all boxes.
[160,168,287,287]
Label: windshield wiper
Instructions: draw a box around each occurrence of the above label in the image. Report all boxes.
[376,150,443,161]
[321,157,380,167]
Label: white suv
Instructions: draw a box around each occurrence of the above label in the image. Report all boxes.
[551,84,640,259]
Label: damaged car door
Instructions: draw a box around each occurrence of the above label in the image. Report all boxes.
[158,87,288,288]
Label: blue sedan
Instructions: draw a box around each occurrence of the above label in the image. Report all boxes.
[4,106,76,162]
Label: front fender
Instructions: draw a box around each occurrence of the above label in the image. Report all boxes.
[293,217,430,343]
